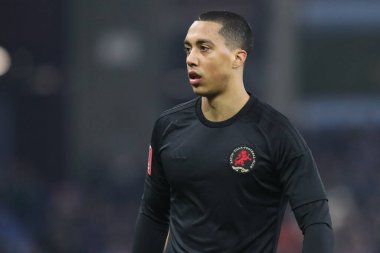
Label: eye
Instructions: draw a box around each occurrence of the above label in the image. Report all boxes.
[184,46,191,55]
[200,45,210,52]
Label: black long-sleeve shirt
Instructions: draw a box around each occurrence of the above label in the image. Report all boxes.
[132,95,334,253]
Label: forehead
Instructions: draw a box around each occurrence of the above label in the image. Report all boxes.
[185,21,224,44]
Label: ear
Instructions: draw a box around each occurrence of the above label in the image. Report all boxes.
[232,49,247,68]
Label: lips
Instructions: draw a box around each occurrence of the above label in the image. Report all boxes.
[189,71,201,79]
[188,71,202,86]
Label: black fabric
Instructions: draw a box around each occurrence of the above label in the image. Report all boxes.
[132,119,171,253]
[132,95,332,253]
[293,200,332,233]
[294,200,334,253]
[302,223,334,253]
[132,213,169,253]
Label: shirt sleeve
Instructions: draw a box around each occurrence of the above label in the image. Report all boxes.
[272,121,333,252]
[272,120,327,208]
[132,120,171,253]
[302,223,334,253]
[293,200,334,253]
[279,148,328,208]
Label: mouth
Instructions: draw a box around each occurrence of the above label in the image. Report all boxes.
[188,71,202,86]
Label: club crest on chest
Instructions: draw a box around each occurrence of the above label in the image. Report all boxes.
[229,146,256,173]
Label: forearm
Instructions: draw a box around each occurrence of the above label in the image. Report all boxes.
[293,200,334,253]
[302,223,334,253]
[132,212,169,253]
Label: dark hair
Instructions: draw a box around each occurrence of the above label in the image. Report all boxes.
[198,11,253,54]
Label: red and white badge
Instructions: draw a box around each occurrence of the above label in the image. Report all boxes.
[147,145,152,176]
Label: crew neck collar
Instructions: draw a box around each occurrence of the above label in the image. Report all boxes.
[195,94,255,128]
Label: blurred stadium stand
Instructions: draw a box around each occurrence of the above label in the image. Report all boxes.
[0,0,379,252]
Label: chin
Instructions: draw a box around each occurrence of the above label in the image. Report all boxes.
[192,88,218,98]
[192,86,208,96]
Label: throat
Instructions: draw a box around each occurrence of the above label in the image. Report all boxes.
[201,92,250,122]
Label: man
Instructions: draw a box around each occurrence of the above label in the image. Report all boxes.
[132,11,334,253]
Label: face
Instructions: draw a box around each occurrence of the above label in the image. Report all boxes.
[184,21,236,97]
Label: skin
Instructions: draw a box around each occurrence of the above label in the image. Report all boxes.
[184,21,250,122]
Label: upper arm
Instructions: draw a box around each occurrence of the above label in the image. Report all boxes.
[293,200,332,234]
[140,120,170,224]
[279,149,328,208]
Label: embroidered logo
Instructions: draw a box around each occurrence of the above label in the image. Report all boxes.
[229,146,256,173]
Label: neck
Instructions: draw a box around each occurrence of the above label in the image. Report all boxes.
[201,83,250,122]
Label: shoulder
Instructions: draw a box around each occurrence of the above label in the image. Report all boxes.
[253,97,294,132]
[158,97,198,120]
[152,97,198,132]
[252,97,308,156]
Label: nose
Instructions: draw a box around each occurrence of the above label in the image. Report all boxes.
[186,49,198,67]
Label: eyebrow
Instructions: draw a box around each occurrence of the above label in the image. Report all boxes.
[184,39,215,47]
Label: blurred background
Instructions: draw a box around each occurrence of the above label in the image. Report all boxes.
[0,0,379,252]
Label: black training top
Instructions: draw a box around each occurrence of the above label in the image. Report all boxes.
[136,95,328,253]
